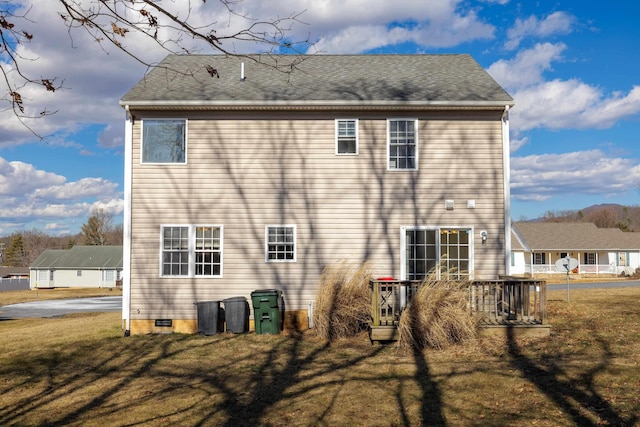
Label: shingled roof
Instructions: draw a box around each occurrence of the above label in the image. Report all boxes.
[120,54,514,108]
[30,246,123,270]
[513,222,640,251]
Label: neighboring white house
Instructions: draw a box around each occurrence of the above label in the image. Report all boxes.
[30,246,123,289]
[511,222,640,277]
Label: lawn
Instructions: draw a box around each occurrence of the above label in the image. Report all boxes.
[0,287,638,426]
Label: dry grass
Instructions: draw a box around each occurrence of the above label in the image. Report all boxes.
[397,270,482,351]
[312,260,372,340]
[0,287,639,426]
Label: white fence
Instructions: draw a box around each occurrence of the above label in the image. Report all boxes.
[526,264,635,276]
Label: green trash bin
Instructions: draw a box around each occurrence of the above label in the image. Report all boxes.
[251,289,282,334]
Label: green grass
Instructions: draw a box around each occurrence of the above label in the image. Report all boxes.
[0,287,639,426]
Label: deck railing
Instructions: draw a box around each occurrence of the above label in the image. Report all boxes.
[469,279,546,324]
[370,279,547,327]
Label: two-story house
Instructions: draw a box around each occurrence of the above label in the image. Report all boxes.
[120,54,514,335]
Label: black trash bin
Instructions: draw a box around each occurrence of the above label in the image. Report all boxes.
[195,301,222,336]
[251,290,282,335]
[223,297,249,333]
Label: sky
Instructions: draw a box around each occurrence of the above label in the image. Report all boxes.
[1,0,639,236]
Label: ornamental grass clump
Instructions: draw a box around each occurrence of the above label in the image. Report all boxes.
[397,268,482,351]
[313,260,372,340]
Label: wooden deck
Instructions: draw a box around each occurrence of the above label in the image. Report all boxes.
[369,279,550,342]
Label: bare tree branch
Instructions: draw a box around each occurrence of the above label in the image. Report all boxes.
[1,0,312,138]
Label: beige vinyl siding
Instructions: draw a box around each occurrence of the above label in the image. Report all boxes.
[129,110,505,319]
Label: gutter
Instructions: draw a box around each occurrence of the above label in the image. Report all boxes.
[119,99,515,111]
[502,104,512,276]
[122,104,133,336]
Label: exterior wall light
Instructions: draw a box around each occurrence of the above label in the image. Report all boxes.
[480,230,488,245]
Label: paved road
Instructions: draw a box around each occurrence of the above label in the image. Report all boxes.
[0,296,122,319]
[547,280,640,291]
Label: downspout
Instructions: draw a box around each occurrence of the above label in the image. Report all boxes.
[123,105,133,336]
[502,105,511,276]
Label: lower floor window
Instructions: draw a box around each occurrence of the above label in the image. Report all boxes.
[533,253,546,265]
[266,225,296,262]
[161,225,223,277]
[583,253,596,265]
[404,227,471,280]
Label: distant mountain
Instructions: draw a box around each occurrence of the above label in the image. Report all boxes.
[528,204,640,232]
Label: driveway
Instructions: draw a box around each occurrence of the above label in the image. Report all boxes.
[0,296,122,319]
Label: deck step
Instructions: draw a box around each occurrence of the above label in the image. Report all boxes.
[370,323,551,342]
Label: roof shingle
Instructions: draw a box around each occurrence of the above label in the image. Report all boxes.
[30,246,123,270]
[513,222,640,251]
[121,54,514,106]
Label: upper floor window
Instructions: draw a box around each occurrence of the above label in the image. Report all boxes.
[142,119,186,164]
[265,225,296,262]
[161,225,223,277]
[336,119,358,155]
[388,119,418,170]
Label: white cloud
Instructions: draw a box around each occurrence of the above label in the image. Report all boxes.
[489,43,640,135]
[31,178,119,201]
[511,80,640,132]
[505,11,575,50]
[90,198,125,216]
[0,155,122,231]
[44,222,69,231]
[511,150,640,201]
[510,135,529,153]
[307,2,495,53]
[488,42,566,90]
[0,158,66,196]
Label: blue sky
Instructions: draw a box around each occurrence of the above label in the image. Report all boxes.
[1,0,639,235]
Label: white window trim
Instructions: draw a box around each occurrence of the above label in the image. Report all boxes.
[335,118,359,155]
[265,224,297,263]
[159,224,224,278]
[400,226,474,280]
[387,118,418,171]
[140,118,188,165]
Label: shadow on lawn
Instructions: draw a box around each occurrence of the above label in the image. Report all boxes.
[0,331,385,425]
[0,329,451,426]
[506,326,638,427]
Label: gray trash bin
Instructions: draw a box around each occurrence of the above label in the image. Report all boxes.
[223,297,249,333]
[196,301,222,336]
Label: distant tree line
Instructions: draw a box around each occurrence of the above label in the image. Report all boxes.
[0,209,122,267]
[535,204,640,232]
